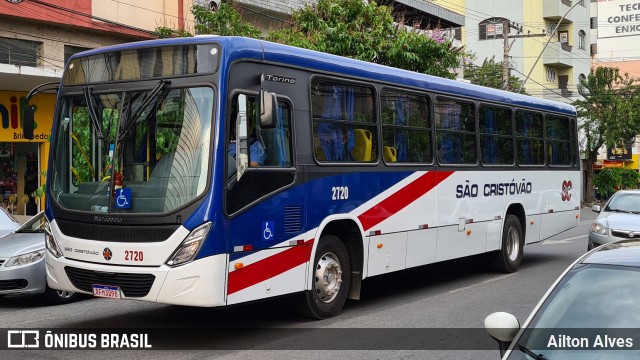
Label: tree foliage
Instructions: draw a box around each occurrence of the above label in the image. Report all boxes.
[573,67,640,202]
[154,2,260,38]
[593,168,640,199]
[464,56,527,94]
[267,0,464,78]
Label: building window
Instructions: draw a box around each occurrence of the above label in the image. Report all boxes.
[0,37,40,67]
[64,45,92,63]
[578,30,586,50]
[546,67,557,82]
[479,17,509,40]
[590,17,597,29]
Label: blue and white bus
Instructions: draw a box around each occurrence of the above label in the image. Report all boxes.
[25,36,580,319]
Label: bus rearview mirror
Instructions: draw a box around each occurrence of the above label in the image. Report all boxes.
[259,90,277,129]
[23,105,35,140]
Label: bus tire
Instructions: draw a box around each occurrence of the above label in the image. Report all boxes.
[493,215,524,273]
[300,235,351,319]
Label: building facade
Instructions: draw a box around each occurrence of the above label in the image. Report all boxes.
[434,0,591,105]
[590,0,640,173]
[0,0,198,215]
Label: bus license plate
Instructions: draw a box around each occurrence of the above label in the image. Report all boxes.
[92,284,122,299]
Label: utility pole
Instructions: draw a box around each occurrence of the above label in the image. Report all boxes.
[502,20,546,92]
[503,20,510,91]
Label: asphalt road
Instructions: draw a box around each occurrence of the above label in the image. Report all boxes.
[0,207,598,360]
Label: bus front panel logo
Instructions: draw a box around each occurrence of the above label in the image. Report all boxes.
[103,248,113,261]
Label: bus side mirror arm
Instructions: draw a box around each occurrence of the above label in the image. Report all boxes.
[24,81,60,140]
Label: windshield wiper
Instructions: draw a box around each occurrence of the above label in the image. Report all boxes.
[608,208,632,213]
[83,86,105,140]
[518,345,549,360]
[117,80,169,141]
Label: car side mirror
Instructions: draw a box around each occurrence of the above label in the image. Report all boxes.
[485,312,520,358]
[592,205,601,213]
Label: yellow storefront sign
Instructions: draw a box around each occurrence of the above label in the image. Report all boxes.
[0,90,55,143]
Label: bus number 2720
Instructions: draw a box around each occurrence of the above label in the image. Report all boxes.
[331,186,349,200]
[125,250,144,261]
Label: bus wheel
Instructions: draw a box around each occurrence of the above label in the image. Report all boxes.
[300,235,351,319]
[493,215,524,273]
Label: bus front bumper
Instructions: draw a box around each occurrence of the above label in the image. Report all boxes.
[45,254,228,307]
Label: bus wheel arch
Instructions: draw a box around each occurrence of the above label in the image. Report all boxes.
[493,204,526,273]
[301,219,363,319]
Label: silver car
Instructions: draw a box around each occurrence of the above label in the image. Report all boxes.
[588,190,640,250]
[485,239,640,359]
[0,211,79,304]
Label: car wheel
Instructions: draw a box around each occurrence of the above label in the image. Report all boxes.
[299,235,351,319]
[44,285,79,305]
[587,241,595,251]
[493,215,524,273]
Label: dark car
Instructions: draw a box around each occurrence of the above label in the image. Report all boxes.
[485,239,640,359]
[0,211,79,304]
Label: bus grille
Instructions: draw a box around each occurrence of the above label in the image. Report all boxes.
[65,267,155,297]
[284,206,302,233]
[0,279,28,291]
[56,219,178,242]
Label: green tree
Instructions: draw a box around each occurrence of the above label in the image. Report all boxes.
[593,168,640,200]
[573,67,640,203]
[267,0,464,78]
[464,56,527,93]
[154,2,260,38]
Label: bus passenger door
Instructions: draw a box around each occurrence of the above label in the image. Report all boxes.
[225,63,307,303]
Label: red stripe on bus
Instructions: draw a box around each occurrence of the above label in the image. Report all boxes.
[227,170,454,295]
[228,240,314,295]
[358,171,454,231]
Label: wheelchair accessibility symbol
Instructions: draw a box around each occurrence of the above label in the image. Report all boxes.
[115,188,131,209]
[262,221,274,241]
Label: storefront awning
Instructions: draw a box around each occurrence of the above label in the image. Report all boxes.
[0,63,62,92]
[389,0,465,28]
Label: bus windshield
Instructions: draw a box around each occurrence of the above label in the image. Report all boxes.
[50,86,214,214]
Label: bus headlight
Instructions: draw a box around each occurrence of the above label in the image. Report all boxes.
[166,222,211,267]
[591,223,607,235]
[44,217,63,258]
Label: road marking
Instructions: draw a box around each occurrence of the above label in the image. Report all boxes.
[448,273,517,294]
[542,235,587,245]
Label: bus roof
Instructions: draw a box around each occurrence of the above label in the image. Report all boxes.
[71,36,576,116]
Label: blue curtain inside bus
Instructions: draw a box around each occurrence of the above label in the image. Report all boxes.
[274,103,287,166]
[484,109,497,164]
[395,96,408,162]
[317,86,356,161]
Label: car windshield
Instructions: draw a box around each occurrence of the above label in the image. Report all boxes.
[508,264,640,360]
[605,193,640,213]
[15,212,45,233]
[50,86,213,214]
